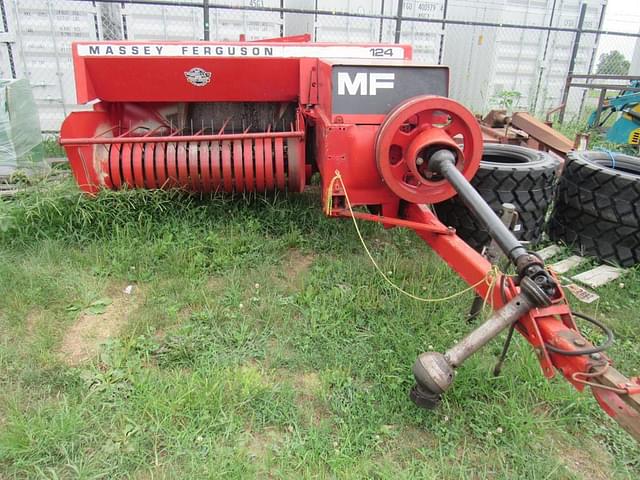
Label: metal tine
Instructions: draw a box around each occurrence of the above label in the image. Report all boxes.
[142,125,167,137]
[218,116,231,135]
[119,125,145,138]
[94,124,120,138]
[168,126,187,137]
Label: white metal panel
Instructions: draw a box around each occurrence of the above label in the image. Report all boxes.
[209,0,282,42]
[442,0,606,114]
[397,0,446,63]
[314,0,385,43]
[7,0,100,131]
[442,0,504,110]
[120,0,204,41]
[313,0,443,62]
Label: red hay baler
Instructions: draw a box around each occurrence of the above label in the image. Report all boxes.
[60,37,640,442]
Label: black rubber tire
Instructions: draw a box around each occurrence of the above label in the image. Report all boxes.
[548,204,640,267]
[556,151,640,228]
[434,144,560,251]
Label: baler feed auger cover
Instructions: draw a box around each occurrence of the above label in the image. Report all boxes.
[60,38,640,444]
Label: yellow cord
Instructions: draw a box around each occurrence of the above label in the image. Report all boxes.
[327,170,501,304]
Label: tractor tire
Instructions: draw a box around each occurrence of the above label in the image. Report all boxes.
[434,144,560,251]
[548,204,640,267]
[549,150,640,266]
[556,151,640,228]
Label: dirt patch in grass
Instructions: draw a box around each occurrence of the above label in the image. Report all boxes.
[25,310,42,337]
[246,427,287,461]
[276,250,315,292]
[283,369,331,426]
[380,424,437,467]
[58,285,141,365]
[206,276,225,292]
[550,434,613,480]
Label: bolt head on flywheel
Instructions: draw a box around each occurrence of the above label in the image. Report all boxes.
[375,95,482,204]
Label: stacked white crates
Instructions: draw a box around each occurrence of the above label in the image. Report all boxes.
[0,0,610,131]
[118,0,203,41]
[208,0,282,42]
[310,0,444,63]
[442,0,607,115]
[3,0,102,131]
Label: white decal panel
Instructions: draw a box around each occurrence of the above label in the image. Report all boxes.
[76,44,407,59]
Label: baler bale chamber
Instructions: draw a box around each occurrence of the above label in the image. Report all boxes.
[60,39,640,443]
[60,40,480,218]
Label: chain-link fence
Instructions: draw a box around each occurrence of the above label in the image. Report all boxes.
[1,0,638,132]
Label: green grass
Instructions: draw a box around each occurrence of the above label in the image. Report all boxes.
[42,135,66,159]
[1,179,640,479]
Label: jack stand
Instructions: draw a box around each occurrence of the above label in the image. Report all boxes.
[467,203,519,322]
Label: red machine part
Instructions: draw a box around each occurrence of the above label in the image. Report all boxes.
[100,136,304,193]
[375,96,482,204]
[59,39,640,443]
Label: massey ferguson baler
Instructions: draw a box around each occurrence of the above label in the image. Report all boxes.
[60,39,640,442]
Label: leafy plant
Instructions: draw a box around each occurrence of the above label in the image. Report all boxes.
[491,89,522,114]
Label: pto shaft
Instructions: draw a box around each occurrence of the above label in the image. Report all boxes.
[428,149,528,264]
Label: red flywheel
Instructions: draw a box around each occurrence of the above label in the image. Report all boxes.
[375,95,483,204]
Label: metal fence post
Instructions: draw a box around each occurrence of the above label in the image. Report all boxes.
[394,0,404,43]
[577,1,607,120]
[438,0,449,64]
[203,0,210,40]
[559,3,587,124]
[378,0,385,43]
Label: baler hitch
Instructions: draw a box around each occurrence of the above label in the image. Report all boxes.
[411,278,547,408]
[411,148,556,409]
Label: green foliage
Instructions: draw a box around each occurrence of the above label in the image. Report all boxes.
[491,90,522,114]
[597,50,630,76]
[42,135,65,158]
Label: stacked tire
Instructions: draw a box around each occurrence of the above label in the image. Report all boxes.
[434,144,560,251]
[549,151,640,267]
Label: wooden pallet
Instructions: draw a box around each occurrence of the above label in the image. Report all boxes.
[536,244,626,304]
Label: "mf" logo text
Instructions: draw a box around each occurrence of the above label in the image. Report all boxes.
[337,72,395,96]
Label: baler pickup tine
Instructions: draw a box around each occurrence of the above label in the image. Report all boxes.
[168,127,186,137]
[142,125,168,137]
[94,125,120,138]
[218,117,231,135]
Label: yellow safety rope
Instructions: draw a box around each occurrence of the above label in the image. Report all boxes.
[327,170,502,304]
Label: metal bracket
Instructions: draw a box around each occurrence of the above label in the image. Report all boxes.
[468,203,518,322]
